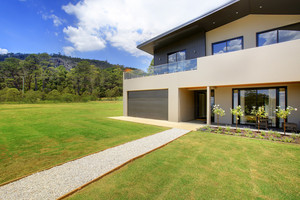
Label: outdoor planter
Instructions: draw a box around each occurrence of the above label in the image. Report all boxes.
[200,126,300,144]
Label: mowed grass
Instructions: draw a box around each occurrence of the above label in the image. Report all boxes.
[0,101,167,184]
[68,132,300,200]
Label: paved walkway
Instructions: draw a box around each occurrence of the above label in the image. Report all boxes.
[109,116,204,131]
[0,128,190,200]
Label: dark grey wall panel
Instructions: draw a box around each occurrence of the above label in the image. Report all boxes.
[154,30,206,66]
[128,90,168,120]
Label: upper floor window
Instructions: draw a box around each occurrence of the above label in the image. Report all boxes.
[257,23,300,47]
[212,37,243,55]
[168,50,186,63]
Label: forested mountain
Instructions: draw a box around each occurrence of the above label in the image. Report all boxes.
[0,53,128,102]
[0,53,116,70]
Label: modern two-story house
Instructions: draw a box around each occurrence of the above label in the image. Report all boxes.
[123,0,300,130]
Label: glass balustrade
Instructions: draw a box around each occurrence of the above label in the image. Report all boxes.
[124,58,197,79]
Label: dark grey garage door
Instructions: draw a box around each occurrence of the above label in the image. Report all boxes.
[128,89,168,120]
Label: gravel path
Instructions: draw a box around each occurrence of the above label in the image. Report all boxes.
[0,128,189,200]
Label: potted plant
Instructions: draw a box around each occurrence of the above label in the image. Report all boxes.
[230,105,244,130]
[251,106,268,133]
[276,106,297,135]
[212,104,225,126]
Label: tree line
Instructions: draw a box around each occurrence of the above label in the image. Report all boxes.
[0,53,123,102]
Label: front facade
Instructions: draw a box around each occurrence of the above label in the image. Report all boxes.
[123,0,300,130]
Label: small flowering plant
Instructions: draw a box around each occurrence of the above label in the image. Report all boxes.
[212,104,225,126]
[276,106,297,135]
[251,106,268,133]
[231,105,244,129]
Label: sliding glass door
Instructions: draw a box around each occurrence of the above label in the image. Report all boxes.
[233,87,286,128]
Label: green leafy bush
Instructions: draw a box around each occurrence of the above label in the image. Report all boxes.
[5,88,21,102]
[275,132,281,138]
[61,93,75,102]
[46,90,61,101]
[225,126,231,132]
[216,127,223,133]
[261,131,266,136]
[268,136,274,141]
[291,134,299,139]
[24,90,44,103]
[236,128,241,133]
[282,137,293,143]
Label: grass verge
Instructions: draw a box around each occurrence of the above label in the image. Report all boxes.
[0,101,167,184]
[68,131,300,200]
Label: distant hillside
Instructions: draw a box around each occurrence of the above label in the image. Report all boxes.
[0,53,122,71]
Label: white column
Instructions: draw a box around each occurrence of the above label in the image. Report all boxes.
[207,86,211,125]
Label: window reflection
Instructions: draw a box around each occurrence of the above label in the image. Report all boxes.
[232,87,286,128]
[226,38,242,52]
[279,30,300,43]
[212,41,226,54]
[257,22,300,47]
[257,30,277,46]
[168,50,186,63]
[278,88,286,128]
[168,53,177,63]
[212,37,243,55]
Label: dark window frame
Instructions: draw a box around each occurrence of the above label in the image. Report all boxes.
[231,86,287,128]
[167,49,186,63]
[194,90,215,122]
[256,22,300,47]
[212,36,244,55]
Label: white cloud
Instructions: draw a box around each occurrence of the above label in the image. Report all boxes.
[42,14,63,27]
[0,48,8,55]
[227,38,242,51]
[63,26,106,52]
[62,0,232,56]
[63,46,75,56]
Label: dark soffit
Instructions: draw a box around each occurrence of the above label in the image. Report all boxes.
[138,0,300,55]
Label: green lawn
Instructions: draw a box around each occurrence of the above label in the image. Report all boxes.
[68,132,300,200]
[0,101,167,184]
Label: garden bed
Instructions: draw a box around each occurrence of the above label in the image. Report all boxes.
[199,126,300,144]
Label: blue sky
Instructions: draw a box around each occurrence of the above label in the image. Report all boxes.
[0,0,232,70]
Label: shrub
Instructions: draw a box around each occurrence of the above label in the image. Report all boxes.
[251,106,268,133]
[261,131,266,136]
[231,105,244,129]
[259,135,265,139]
[61,93,75,102]
[207,127,213,132]
[46,90,61,101]
[244,128,250,134]
[200,126,213,132]
[225,126,231,132]
[236,128,241,133]
[212,105,226,126]
[24,90,43,103]
[199,126,209,131]
[282,137,293,143]
[291,134,298,139]
[276,106,297,135]
[268,136,274,141]
[5,88,21,102]
[244,128,253,135]
[275,132,281,138]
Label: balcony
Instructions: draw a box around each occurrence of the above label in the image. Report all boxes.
[124,39,300,88]
[124,58,197,79]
